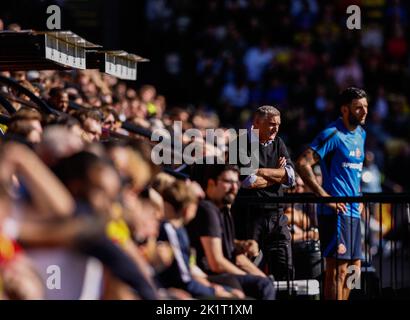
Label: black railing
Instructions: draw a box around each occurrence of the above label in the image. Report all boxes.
[0,75,56,114]
[234,194,410,300]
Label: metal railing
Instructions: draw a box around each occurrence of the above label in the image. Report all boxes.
[234,194,410,300]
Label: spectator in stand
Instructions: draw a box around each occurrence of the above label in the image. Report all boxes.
[71,109,103,143]
[188,162,276,300]
[6,107,43,144]
[243,37,275,83]
[0,141,76,300]
[335,55,363,90]
[156,180,240,299]
[48,87,70,113]
[7,23,21,31]
[51,151,160,299]
[140,85,158,117]
[100,106,121,138]
[221,75,250,110]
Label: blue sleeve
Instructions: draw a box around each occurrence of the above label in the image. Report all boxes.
[309,128,339,160]
[186,279,216,298]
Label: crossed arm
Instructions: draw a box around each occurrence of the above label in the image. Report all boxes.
[244,157,290,189]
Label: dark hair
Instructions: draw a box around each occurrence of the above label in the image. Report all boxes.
[46,114,80,128]
[53,151,112,186]
[191,159,239,189]
[101,105,119,122]
[338,87,367,107]
[7,121,36,136]
[49,87,66,98]
[9,107,42,123]
[71,109,103,125]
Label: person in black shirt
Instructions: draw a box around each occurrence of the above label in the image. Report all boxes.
[231,105,296,281]
[156,180,238,299]
[188,163,276,300]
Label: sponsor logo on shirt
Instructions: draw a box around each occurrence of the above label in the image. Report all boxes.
[349,148,362,159]
[342,162,363,170]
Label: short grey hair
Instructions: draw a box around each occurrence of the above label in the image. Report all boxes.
[254,105,281,119]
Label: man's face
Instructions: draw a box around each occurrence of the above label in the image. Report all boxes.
[83,118,102,142]
[52,92,69,112]
[210,170,239,205]
[253,115,281,142]
[103,114,116,130]
[345,97,368,126]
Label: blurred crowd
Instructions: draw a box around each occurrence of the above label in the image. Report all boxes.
[144,0,410,192]
[0,66,261,299]
[0,20,281,300]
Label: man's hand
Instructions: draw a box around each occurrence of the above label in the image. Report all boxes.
[277,156,287,168]
[213,284,234,298]
[235,254,266,277]
[359,202,364,214]
[212,284,245,299]
[166,288,193,300]
[235,239,259,257]
[327,202,348,214]
[242,240,259,258]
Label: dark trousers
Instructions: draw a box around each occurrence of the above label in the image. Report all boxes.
[208,273,276,300]
[233,204,294,281]
[234,274,276,300]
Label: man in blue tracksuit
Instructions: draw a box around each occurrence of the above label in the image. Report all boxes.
[296,87,368,300]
